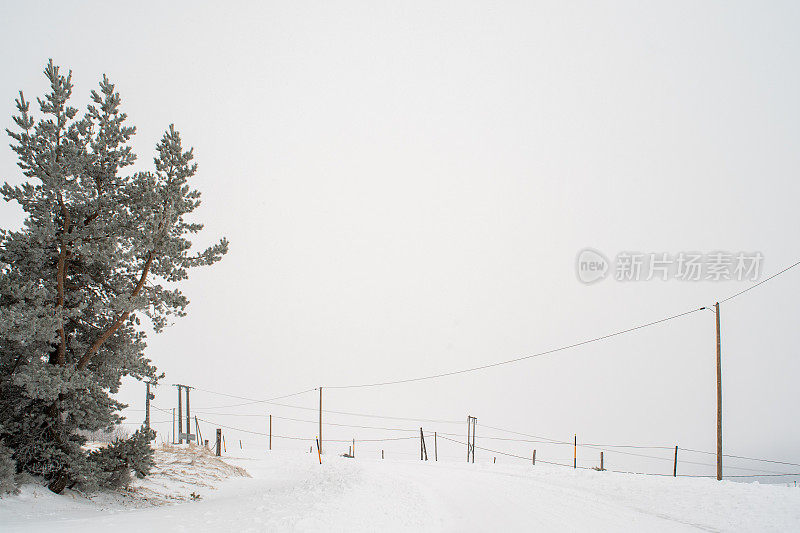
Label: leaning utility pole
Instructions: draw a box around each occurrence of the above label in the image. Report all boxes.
[715,301,723,481]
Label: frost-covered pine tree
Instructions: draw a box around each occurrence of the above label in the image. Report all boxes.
[0,60,228,493]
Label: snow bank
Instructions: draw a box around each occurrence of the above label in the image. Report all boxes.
[1,446,799,532]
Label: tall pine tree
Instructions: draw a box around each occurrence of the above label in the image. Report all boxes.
[0,60,228,493]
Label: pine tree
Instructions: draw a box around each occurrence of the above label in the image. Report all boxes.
[0,60,228,493]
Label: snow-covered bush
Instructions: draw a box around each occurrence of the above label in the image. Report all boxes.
[88,426,155,490]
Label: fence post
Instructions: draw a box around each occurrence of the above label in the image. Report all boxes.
[574,434,577,469]
[600,451,604,471]
[382,449,384,459]
[674,445,678,477]
[532,449,536,465]
[215,428,222,456]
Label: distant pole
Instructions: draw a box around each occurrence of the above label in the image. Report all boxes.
[145,382,151,431]
[532,449,536,465]
[315,437,322,464]
[674,445,678,477]
[269,414,272,450]
[715,301,723,481]
[177,385,182,444]
[466,416,477,463]
[600,451,604,471]
[466,416,470,463]
[215,428,222,456]
[471,418,476,464]
[382,449,384,459]
[318,387,323,456]
[574,434,577,469]
[434,432,438,461]
[186,387,191,444]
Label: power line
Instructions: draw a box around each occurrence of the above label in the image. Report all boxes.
[193,415,434,443]
[475,424,800,471]
[438,435,798,477]
[326,308,704,389]
[191,387,317,408]
[720,259,800,304]
[192,398,463,424]
[681,448,800,468]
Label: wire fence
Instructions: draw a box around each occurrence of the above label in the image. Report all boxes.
[117,260,800,482]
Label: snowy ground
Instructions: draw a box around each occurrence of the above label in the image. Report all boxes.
[1,444,799,532]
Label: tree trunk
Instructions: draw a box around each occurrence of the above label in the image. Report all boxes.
[47,471,70,494]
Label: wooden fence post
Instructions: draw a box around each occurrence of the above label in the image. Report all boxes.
[674,445,678,477]
[600,451,604,471]
[532,449,536,465]
[574,434,577,469]
[215,428,222,457]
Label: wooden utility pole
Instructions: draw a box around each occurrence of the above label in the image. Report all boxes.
[420,428,428,460]
[145,381,154,431]
[715,301,723,481]
[185,387,191,444]
[466,416,477,463]
[472,418,476,463]
[269,414,272,450]
[177,385,183,444]
[318,387,323,456]
[673,445,678,477]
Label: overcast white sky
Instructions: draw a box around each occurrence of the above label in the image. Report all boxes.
[2,1,799,477]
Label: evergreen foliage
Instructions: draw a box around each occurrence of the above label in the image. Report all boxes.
[0,60,228,493]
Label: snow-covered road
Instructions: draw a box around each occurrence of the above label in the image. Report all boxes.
[2,448,799,532]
